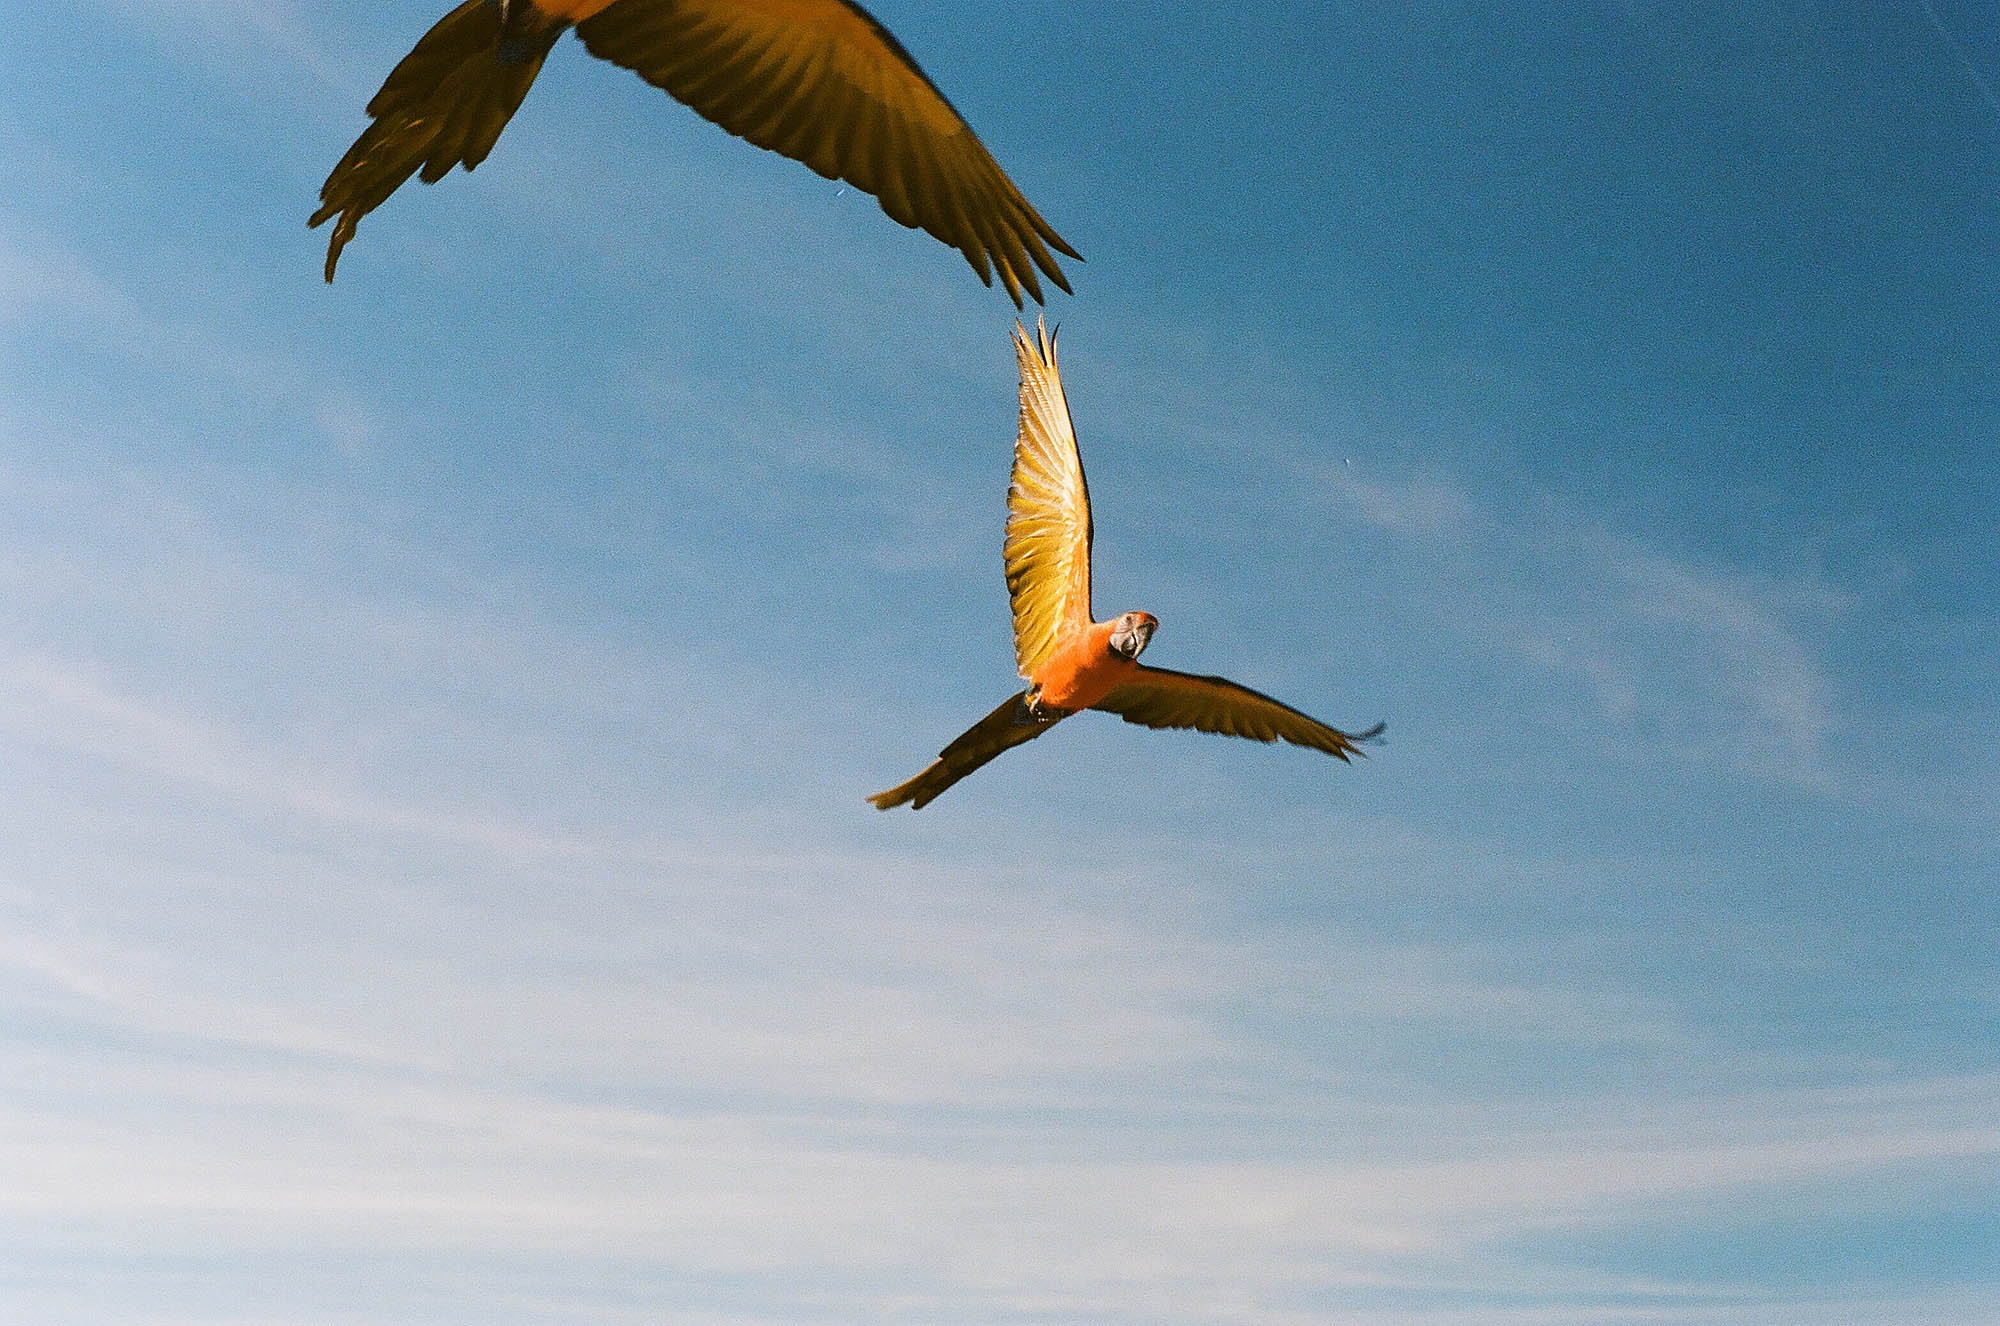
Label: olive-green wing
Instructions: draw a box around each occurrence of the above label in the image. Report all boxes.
[575,0,1078,304]
[311,1,566,281]
[869,692,1062,810]
[1093,666,1384,761]
[1002,318,1092,679]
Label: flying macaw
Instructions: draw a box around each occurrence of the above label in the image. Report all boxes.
[871,321,1383,810]
[311,0,1078,304]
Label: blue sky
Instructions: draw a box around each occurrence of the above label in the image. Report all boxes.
[2,0,1996,1321]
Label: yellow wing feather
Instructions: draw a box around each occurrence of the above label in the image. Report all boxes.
[1003,317,1093,679]
[575,0,1078,305]
[1092,666,1385,761]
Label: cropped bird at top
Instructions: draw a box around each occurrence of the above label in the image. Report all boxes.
[311,0,1079,304]
[870,320,1384,811]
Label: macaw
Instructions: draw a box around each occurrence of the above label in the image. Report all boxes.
[871,321,1383,810]
[312,0,1077,304]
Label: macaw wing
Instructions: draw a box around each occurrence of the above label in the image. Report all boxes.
[310,1,566,281]
[868,692,1062,810]
[1003,317,1092,679]
[1092,666,1384,761]
[575,0,1077,305]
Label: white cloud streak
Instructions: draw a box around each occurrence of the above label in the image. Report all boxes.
[2,465,1987,1322]
[1310,463,1856,793]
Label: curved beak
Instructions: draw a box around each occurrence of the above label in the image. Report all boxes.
[1112,612,1158,660]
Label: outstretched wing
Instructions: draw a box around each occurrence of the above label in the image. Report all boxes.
[310,1,566,281]
[575,0,1078,305]
[1003,318,1092,680]
[869,692,1062,810]
[1092,666,1384,761]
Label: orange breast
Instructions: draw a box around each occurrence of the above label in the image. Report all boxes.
[1031,621,1138,713]
[534,0,621,21]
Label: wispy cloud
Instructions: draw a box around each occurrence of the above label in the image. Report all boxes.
[4,1011,1991,1321]
[1917,0,2000,121]
[0,225,342,432]
[2,495,1987,1318]
[3,462,1985,1320]
[1308,462,1857,793]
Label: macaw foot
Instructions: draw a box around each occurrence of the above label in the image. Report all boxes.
[1020,688,1067,724]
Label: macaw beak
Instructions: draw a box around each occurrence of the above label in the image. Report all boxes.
[1112,612,1158,659]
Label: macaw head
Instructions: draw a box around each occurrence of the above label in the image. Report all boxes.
[1109,611,1158,661]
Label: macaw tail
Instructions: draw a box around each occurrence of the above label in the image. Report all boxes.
[311,1,567,281]
[869,692,1061,810]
